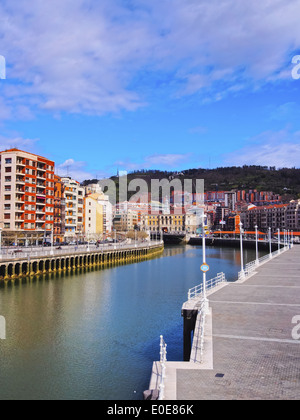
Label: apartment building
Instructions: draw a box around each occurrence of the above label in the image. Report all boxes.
[84,193,104,237]
[240,201,300,232]
[54,175,66,243]
[61,177,84,240]
[113,210,139,232]
[84,184,113,234]
[0,149,55,239]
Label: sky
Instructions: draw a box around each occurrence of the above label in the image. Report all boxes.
[0,0,300,181]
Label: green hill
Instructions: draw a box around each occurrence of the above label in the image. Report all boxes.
[82,166,300,202]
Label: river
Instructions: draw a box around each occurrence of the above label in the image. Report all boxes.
[0,244,264,400]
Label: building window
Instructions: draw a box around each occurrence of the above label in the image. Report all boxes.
[5,158,12,164]
[4,195,11,201]
[5,167,12,172]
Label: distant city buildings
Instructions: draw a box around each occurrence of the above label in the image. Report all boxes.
[1,147,299,243]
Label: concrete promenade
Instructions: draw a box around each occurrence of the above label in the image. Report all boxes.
[153,245,300,400]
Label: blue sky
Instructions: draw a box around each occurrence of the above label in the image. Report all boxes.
[0,0,300,181]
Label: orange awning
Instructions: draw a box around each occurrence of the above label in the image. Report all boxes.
[214,231,266,235]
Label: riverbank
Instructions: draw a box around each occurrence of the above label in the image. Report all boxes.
[0,241,164,282]
[189,236,284,251]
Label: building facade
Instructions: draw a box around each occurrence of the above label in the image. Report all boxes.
[0,149,55,243]
[240,201,300,232]
[61,177,84,240]
[84,184,113,234]
[84,193,104,238]
[54,175,66,243]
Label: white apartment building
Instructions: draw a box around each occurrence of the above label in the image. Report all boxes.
[61,177,84,239]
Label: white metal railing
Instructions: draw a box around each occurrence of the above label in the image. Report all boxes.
[190,298,206,364]
[238,245,290,280]
[158,335,167,400]
[188,272,226,301]
[0,240,164,261]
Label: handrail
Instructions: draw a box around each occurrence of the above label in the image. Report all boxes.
[158,335,167,400]
[238,245,291,280]
[0,240,164,262]
[188,272,226,301]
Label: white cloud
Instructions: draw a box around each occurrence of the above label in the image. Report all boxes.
[0,135,39,152]
[57,158,94,182]
[224,129,300,168]
[0,0,300,119]
[115,153,191,171]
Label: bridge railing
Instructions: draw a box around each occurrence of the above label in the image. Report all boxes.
[189,298,207,364]
[158,335,167,400]
[0,240,164,262]
[238,245,290,281]
[188,272,226,301]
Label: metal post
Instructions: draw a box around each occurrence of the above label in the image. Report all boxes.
[269,227,272,257]
[278,228,280,253]
[239,222,245,277]
[202,215,208,312]
[50,227,54,256]
[291,230,294,247]
[255,225,259,264]
[0,227,2,256]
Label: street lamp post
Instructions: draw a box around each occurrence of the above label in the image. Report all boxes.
[291,231,294,247]
[239,222,245,277]
[278,228,280,253]
[201,215,208,313]
[255,225,259,265]
[268,227,272,258]
[50,227,54,256]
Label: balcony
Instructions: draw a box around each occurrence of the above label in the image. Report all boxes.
[36,182,46,188]
[15,194,24,202]
[36,173,46,180]
[37,165,46,171]
[16,159,25,166]
[16,177,25,184]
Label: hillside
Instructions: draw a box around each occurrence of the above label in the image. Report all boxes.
[82,166,300,202]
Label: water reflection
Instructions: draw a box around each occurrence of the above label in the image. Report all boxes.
[0,245,266,400]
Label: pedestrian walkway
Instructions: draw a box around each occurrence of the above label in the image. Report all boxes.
[157,245,300,400]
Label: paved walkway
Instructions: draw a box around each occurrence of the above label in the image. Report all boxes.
[162,246,300,400]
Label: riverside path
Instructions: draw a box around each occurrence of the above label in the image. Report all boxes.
[148,245,300,400]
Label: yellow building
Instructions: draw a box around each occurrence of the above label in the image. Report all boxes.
[141,213,197,233]
[84,193,104,238]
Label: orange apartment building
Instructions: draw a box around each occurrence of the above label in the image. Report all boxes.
[0,149,55,241]
[54,175,66,243]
